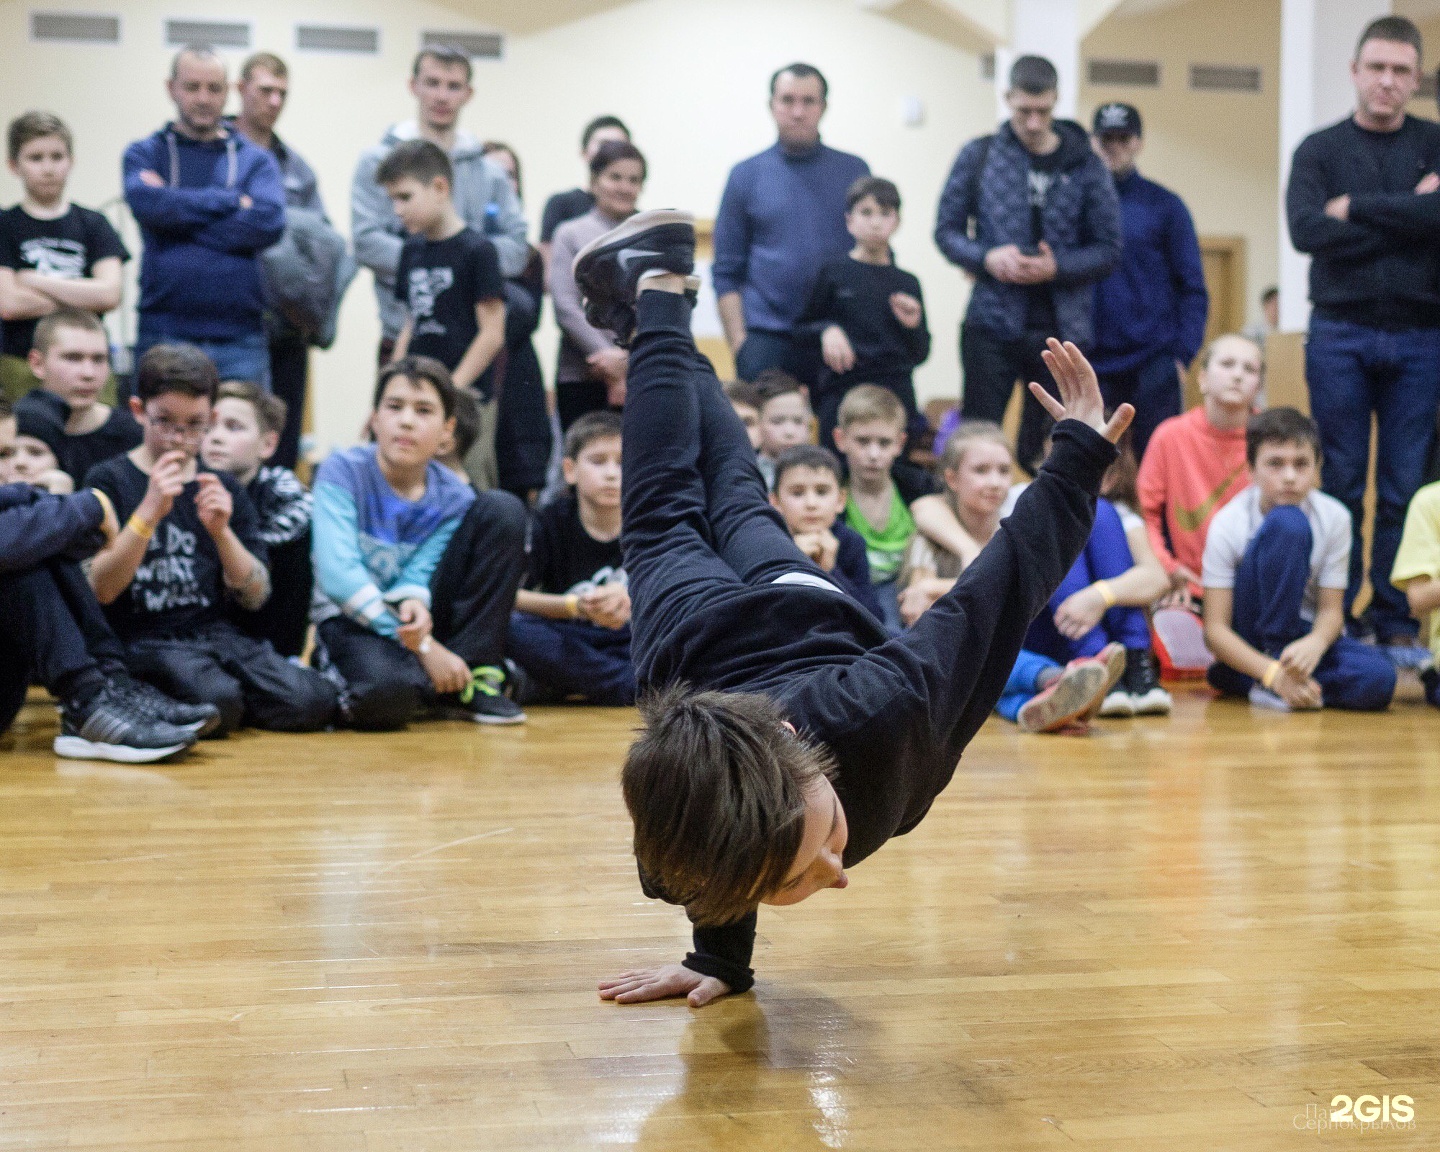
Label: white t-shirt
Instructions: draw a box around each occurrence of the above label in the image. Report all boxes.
[1201,485,1351,621]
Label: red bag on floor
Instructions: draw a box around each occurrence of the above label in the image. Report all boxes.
[1151,607,1213,680]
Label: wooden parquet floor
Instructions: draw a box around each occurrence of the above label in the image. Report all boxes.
[2,680,1438,1151]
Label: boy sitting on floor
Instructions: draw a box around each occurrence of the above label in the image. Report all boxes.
[1202,407,1394,712]
[12,310,139,487]
[311,356,528,729]
[564,209,1132,1007]
[1393,479,1440,707]
[507,410,635,706]
[752,369,812,492]
[83,345,336,736]
[768,443,882,621]
[0,396,214,761]
[201,381,313,660]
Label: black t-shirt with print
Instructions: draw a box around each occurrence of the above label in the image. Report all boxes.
[83,455,267,641]
[1024,147,1063,333]
[0,205,129,357]
[394,226,505,400]
[525,494,625,595]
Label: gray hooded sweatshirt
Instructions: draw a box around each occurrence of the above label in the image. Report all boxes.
[351,120,528,339]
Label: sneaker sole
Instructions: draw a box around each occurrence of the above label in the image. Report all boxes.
[571,209,696,278]
[1130,688,1173,715]
[1074,643,1128,721]
[1018,663,1109,733]
[53,735,190,763]
[1097,690,1135,718]
[437,706,528,726]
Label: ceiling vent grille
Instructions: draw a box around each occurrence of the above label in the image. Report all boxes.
[296,25,379,54]
[32,12,120,42]
[1189,63,1261,92]
[421,30,503,59]
[1088,59,1160,87]
[165,19,250,48]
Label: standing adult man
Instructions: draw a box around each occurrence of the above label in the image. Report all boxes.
[1090,102,1208,460]
[712,63,869,384]
[123,46,285,389]
[934,55,1121,472]
[352,45,527,363]
[1286,15,1440,662]
[231,51,324,470]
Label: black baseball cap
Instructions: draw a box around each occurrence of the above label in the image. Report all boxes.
[1093,102,1142,137]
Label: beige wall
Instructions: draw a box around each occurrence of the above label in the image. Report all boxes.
[0,0,997,451]
[1081,0,1282,334]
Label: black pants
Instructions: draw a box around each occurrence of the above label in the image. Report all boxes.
[268,330,309,471]
[496,339,552,497]
[622,293,838,681]
[0,559,126,732]
[230,534,312,659]
[126,621,336,736]
[556,378,618,433]
[1096,351,1182,462]
[319,491,529,730]
[960,323,1060,473]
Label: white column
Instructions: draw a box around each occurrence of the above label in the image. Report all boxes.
[997,0,1081,121]
[1278,0,1391,332]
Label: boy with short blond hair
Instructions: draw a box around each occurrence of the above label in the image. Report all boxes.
[201,380,312,658]
[832,384,929,630]
[379,140,507,491]
[14,309,139,485]
[0,112,128,403]
[1202,407,1394,712]
[752,369,811,491]
[84,345,336,736]
[507,410,635,705]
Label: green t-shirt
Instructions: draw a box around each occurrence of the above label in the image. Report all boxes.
[845,485,915,585]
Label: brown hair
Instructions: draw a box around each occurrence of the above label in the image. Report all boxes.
[32,308,105,357]
[1199,332,1263,372]
[837,384,904,431]
[751,368,804,407]
[376,139,453,188]
[217,380,287,438]
[373,356,458,420]
[723,380,761,412]
[412,44,472,82]
[588,138,647,182]
[1356,15,1422,61]
[1246,407,1321,467]
[1101,427,1139,509]
[136,344,218,402]
[846,175,901,213]
[564,409,622,460]
[772,444,843,493]
[623,684,836,927]
[7,111,72,162]
[481,141,522,200]
[240,52,287,82]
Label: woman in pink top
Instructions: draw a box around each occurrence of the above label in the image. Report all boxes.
[1137,334,1262,608]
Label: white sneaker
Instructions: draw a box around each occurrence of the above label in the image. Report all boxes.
[1130,685,1173,715]
[1098,689,1134,717]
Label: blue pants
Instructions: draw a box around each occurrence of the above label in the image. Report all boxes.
[1025,499,1151,664]
[1305,316,1440,639]
[506,614,636,705]
[131,321,271,398]
[1205,504,1395,711]
[734,328,821,387]
[995,648,1061,723]
[1097,351,1182,462]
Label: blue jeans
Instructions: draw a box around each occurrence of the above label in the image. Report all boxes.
[1305,316,1440,639]
[995,648,1061,723]
[1097,351,1183,462]
[505,614,636,705]
[1025,498,1152,664]
[1205,504,1395,711]
[131,321,271,398]
[735,328,820,386]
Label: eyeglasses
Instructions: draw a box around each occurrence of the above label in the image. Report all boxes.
[148,416,209,439]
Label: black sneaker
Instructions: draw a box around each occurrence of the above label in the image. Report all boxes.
[1122,646,1172,715]
[54,683,196,763]
[114,676,222,738]
[439,665,526,726]
[572,209,696,345]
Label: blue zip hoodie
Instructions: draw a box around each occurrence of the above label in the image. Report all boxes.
[1091,169,1208,374]
[123,124,285,340]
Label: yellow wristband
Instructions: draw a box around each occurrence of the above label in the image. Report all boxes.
[90,489,117,538]
[565,594,581,619]
[126,512,155,541]
[1094,579,1117,608]
[1262,661,1281,690]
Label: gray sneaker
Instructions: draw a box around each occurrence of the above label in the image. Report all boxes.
[54,683,196,763]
